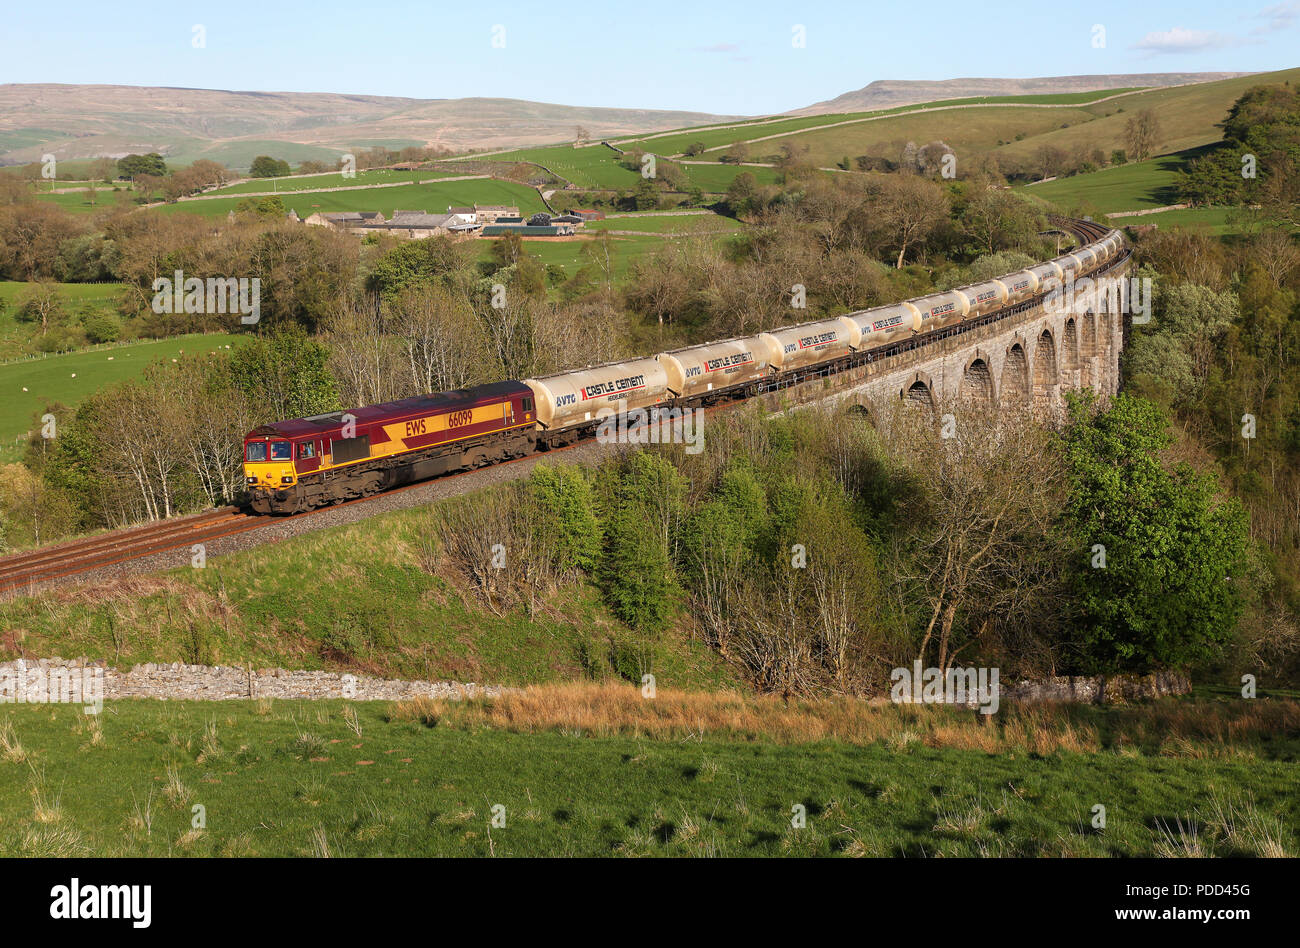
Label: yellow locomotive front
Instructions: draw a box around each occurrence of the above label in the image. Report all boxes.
[243,435,298,510]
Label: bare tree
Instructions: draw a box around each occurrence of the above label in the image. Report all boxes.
[1124,109,1161,161]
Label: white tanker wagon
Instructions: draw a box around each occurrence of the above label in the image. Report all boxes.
[1000,269,1038,305]
[908,290,970,331]
[658,336,777,401]
[958,280,1010,319]
[762,316,857,371]
[523,356,669,443]
[840,302,922,350]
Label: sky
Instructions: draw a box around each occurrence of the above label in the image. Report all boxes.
[2,0,1297,115]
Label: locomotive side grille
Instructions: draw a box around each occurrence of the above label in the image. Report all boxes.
[331,435,371,464]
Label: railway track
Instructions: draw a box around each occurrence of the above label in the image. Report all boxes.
[0,218,1122,597]
[0,507,263,595]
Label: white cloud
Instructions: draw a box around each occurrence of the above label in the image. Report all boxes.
[1252,1,1300,34]
[1132,26,1246,53]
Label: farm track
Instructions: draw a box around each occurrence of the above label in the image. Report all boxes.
[0,218,1114,597]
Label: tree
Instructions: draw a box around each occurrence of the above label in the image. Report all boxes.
[870,174,950,268]
[249,155,292,178]
[1062,393,1249,672]
[721,141,749,165]
[683,141,707,157]
[725,171,759,217]
[229,324,341,422]
[234,196,287,217]
[15,281,65,335]
[596,452,684,634]
[116,153,167,179]
[1124,110,1161,161]
[959,188,1043,255]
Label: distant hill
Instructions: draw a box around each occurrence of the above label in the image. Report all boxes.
[0,84,740,170]
[791,73,1256,115]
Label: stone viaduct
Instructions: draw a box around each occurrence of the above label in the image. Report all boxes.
[757,250,1134,421]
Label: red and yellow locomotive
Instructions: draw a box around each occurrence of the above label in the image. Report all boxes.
[243,381,536,514]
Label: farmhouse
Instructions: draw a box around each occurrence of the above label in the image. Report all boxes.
[367,211,454,238]
[304,211,386,230]
[474,204,521,223]
[446,206,476,224]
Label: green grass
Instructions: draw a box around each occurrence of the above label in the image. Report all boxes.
[758,106,1102,170]
[1016,148,1212,214]
[0,494,738,688]
[0,282,128,361]
[678,162,784,191]
[206,168,462,196]
[1,696,1296,856]
[480,144,643,190]
[1108,205,1254,236]
[34,189,136,214]
[585,212,744,235]
[614,89,1148,159]
[0,333,245,462]
[157,179,547,219]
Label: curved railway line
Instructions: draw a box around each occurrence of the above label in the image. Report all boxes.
[0,217,1126,597]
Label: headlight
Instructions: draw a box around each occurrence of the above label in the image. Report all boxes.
[281,476,293,484]
[247,476,257,484]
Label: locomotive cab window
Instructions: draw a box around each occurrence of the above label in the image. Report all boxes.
[297,442,315,459]
[246,442,267,462]
[270,441,291,461]
[523,397,534,412]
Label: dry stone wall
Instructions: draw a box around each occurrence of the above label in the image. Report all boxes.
[0,657,506,702]
[0,658,1190,706]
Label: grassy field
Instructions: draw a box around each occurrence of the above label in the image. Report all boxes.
[993,67,1300,165]
[585,212,745,235]
[206,168,462,196]
[1109,205,1249,235]
[34,189,136,214]
[485,144,643,190]
[1016,148,1208,215]
[158,179,548,220]
[0,689,1295,856]
[676,162,784,191]
[0,282,127,361]
[454,143,784,194]
[754,106,1102,170]
[0,333,245,462]
[613,89,1147,158]
[0,490,738,687]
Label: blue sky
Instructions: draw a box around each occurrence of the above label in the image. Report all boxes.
[2,0,1297,115]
